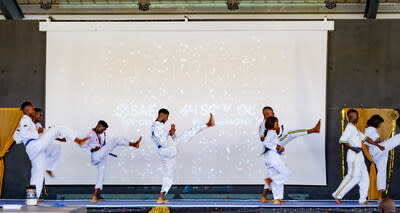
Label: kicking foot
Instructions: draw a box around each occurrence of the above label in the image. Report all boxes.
[333,196,343,204]
[46,170,54,178]
[359,201,372,205]
[308,119,321,134]
[206,113,215,127]
[75,137,90,146]
[129,136,142,148]
[273,199,286,204]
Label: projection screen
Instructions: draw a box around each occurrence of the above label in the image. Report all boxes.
[40,21,333,185]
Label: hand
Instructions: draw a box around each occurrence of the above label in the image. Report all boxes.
[276,144,285,153]
[38,127,44,134]
[169,124,176,136]
[91,146,101,152]
[206,113,215,127]
[56,138,66,142]
[378,145,385,151]
[260,136,265,142]
[351,147,361,153]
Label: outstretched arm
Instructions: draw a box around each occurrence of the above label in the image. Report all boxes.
[364,137,385,151]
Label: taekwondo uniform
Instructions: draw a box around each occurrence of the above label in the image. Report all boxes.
[365,126,400,191]
[151,121,207,194]
[35,123,61,174]
[258,120,308,146]
[262,129,291,200]
[259,120,307,190]
[14,116,77,198]
[332,122,369,203]
[81,130,130,190]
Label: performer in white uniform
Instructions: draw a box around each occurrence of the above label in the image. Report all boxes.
[261,116,291,204]
[81,120,142,202]
[151,108,215,204]
[364,114,400,203]
[33,108,61,178]
[13,102,89,199]
[332,109,384,204]
[258,106,321,203]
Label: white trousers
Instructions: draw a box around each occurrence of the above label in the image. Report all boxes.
[27,126,77,198]
[264,151,291,200]
[279,129,308,147]
[263,129,307,189]
[45,143,61,172]
[332,150,369,203]
[159,124,207,194]
[369,134,400,191]
[92,137,130,189]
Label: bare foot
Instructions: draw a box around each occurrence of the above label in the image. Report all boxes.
[207,113,215,127]
[129,136,142,148]
[75,137,90,146]
[90,196,103,203]
[333,196,343,204]
[156,198,169,204]
[273,199,286,204]
[308,119,321,134]
[359,201,372,205]
[259,197,271,203]
[46,170,54,178]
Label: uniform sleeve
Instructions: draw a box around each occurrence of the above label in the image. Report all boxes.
[80,132,97,150]
[262,131,278,150]
[16,117,38,143]
[259,121,265,138]
[13,128,22,144]
[364,127,379,142]
[339,124,352,144]
[359,131,367,142]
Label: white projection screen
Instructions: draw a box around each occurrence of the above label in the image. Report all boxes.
[40,21,333,185]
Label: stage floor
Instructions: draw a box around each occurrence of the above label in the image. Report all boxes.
[0,199,395,213]
[0,199,388,207]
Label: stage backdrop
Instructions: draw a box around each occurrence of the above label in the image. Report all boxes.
[40,21,333,185]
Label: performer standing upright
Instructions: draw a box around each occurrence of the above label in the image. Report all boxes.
[151,108,215,204]
[332,109,384,204]
[261,116,290,204]
[14,101,89,199]
[364,114,400,203]
[258,106,321,203]
[32,108,61,178]
[81,120,142,202]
